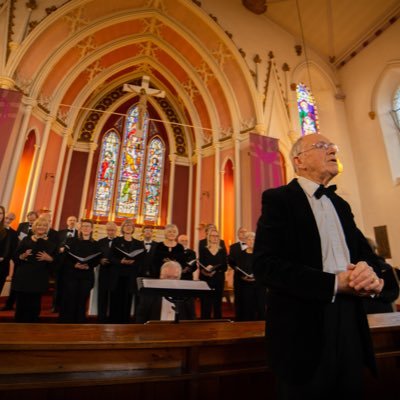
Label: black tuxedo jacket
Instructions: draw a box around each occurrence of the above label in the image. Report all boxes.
[58,229,78,247]
[16,222,32,239]
[228,242,242,267]
[253,179,382,384]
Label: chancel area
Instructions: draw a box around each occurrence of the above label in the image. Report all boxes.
[1,0,400,399]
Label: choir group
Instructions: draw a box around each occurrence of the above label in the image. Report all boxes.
[0,207,266,323]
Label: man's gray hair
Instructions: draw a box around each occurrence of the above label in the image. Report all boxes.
[289,136,305,172]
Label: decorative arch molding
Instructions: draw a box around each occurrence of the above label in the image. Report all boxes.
[63,60,207,149]
[8,0,259,139]
[290,60,338,94]
[371,60,400,184]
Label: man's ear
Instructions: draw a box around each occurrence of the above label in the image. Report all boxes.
[293,155,303,171]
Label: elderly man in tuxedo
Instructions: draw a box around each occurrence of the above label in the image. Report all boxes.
[253,133,385,400]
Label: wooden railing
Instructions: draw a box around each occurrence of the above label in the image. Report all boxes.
[0,314,399,399]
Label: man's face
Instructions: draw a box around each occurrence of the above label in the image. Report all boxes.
[4,213,15,227]
[106,225,117,238]
[238,228,247,242]
[178,235,188,248]
[143,228,153,241]
[67,216,77,229]
[294,134,339,185]
[27,213,37,223]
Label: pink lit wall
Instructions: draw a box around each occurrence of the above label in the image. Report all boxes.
[59,151,88,225]
[249,133,284,229]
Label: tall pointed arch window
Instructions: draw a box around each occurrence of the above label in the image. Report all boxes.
[143,137,165,221]
[393,86,400,129]
[296,83,319,135]
[93,104,166,222]
[93,130,120,216]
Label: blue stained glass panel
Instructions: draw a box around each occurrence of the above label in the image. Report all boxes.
[115,105,149,217]
[296,83,319,135]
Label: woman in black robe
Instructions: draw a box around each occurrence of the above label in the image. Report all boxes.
[12,216,57,322]
[108,219,144,323]
[198,228,227,319]
[152,224,187,278]
[235,232,266,321]
[59,219,100,323]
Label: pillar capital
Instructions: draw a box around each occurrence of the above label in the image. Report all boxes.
[0,76,16,89]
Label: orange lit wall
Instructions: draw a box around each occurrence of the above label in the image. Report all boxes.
[8,130,36,227]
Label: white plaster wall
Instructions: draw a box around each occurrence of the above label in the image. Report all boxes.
[339,21,400,266]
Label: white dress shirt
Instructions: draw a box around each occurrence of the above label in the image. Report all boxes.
[298,177,350,296]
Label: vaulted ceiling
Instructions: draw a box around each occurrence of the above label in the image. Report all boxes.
[244,0,400,68]
[4,0,399,155]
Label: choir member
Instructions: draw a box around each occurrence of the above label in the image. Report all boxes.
[59,219,101,323]
[228,226,248,320]
[108,219,144,323]
[234,232,266,321]
[138,225,158,278]
[97,221,118,323]
[16,210,38,241]
[136,261,194,323]
[177,234,197,280]
[199,228,228,319]
[12,216,57,322]
[0,207,17,299]
[152,224,187,278]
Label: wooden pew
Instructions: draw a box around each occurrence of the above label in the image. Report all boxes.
[0,314,399,399]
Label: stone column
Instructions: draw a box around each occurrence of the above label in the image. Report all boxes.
[79,142,97,219]
[166,153,177,224]
[27,115,54,212]
[1,97,35,207]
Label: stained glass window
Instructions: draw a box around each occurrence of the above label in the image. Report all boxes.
[296,83,319,135]
[143,137,165,221]
[393,87,400,127]
[93,130,120,216]
[93,103,165,221]
[115,105,149,217]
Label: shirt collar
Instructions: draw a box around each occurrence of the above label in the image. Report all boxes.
[297,177,320,198]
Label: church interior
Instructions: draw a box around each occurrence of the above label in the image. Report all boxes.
[0,0,399,263]
[1,0,400,398]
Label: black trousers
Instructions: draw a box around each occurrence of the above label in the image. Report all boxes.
[15,291,42,322]
[278,296,365,400]
[200,279,224,319]
[109,277,134,324]
[59,277,92,323]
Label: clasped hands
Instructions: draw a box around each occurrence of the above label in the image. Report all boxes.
[337,261,384,296]
[121,257,135,265]
[19,249,53,262]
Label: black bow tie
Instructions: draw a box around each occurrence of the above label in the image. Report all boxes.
[68,229,74,232]
[314,184,337,199]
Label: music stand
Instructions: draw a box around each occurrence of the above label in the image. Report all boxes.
[137,278,214,323]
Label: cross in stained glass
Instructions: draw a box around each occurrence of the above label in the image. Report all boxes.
[123,76,165,137]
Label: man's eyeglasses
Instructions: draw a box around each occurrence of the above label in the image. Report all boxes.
[297,141,339,155]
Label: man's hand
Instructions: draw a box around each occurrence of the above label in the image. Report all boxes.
[349,261,382,295]
[337,262,383,296]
